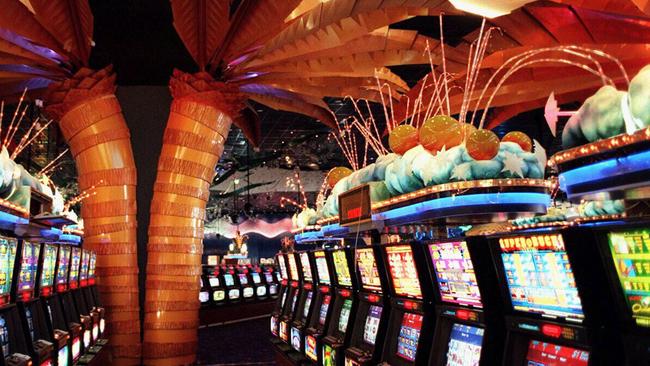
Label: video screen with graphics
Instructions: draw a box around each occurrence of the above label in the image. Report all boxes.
[69,247,81,285]
[356,248,382,292]
[0,238,17,298]
[224,274,234,287]
[199,291,209,303]
[288,254,300,281]
[323,344,336,366]
[429,241,482,307]
[40,244,58,289]
[499,234,584,321]
[525,340,589,366]
[332,250,352,287]
[300,252,313,282]
[265,273,274,283]
[251,272,261,284]
[278,255,288,280]
[386,245,422,299]
[243,287,254,298]
[88,252,97,280]
[305,335,318,361]
[238,273,248,285]
[209,277,220,287]
[291,327,301,351]
[396,312,423,362]
[363,305,382,345]
[18,241,40,291]
[213,291,225,301]
[445,323,484,366]
[56,245,71,287]
[338,299,352,333]
[319,295,331,325]
[79,250,90,283]
[256,286,266,297]
[315,251,331,284]
[291,293,298,313]
[302,291,313,320]
[228,289,240,299]
[608,230,650,327]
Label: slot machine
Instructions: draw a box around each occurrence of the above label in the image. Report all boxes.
[207,268,226,306]
[60,247,91,359]
[81,251,105,340]
[236,268,255,302]
[250,267,268,300]
[270,253,289,338]
[344,245,391,366]
[321,247,357,366]
[221,267,240,303]
[0,236,32,366]
[304,249,335,365]
[486,231,621,366]
[426,239,505,366]
[289,251,316,355]
[378,242,434,365]
[76,250,100,347]
[263,269,278,299]
[278,253,303,345]
[15,241,54,366]
[199,275,210,307]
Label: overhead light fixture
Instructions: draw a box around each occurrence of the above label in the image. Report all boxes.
[449,0,534,18]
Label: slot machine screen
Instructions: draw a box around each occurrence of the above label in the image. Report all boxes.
[251,272,261,284]
[25,308,34,341]
[288,254,300,281]
[243,287,254,298]
[79,249,90,285]
[429,241,482,308]
[525,340,589,366]
[323,344,336,366]
[224,274,235,287]
[228,289,240,299]
[332,250,352,287]
[0,315,8,357]
[499,234,584,321]
[445,323,484,366]
[265,272,274,283]
[276,272,282,282]
[238,273,249,285]
[88,252,97,283]
[302,291,313,320]
[58,345,69,366]
[40,244,58,291]
[385,245,422,299]
[207,255,219,266]
[69,247,81,288]
[208,277,220,287]
[281,290,288,308]
[199,291,209,303]
[256,286,267,297]
[319,295,331,325]
[300,252,313,282]
[338,299,352,333]
[269,284,278,295]
[291,327,301,351]
[0,237,17,303]
[278,255,288,280]
[213,291,225,302]
[56,245,71,289]
[18,241,40,293]
[356,248,382,292]
[291,293,298,313]
[315,251,331,285]
[305,335,318,361]
[363,305,383,345]
[396,312,423,362]
[608,230,650,327]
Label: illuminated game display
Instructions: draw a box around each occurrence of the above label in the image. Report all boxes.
[40,244,58,292]
[608,230,650,327]
[0,237,17,305]
[238,273,248,285]
[288,254,300,281]
[319,295,331,325]
[243,287,254,298]
[199,292,209,303]
[224,274,235,287]
[315,251,331,284]
[300,252,313,282]
[88,251,97,284]
[386,246,422,299]
[256,286,266,297]
[281,290,288,308]
[305,335,318,361]
[332,250,352,286]
[396,312,423,362]
[499,234,584,321]
[79,249,90,285]
[323,343,336,366]
[69,247,81,288]
[213,291,225,301]
[209,277,220,287]
[228,289,240,299]
[278,255,288,280]
[445,324,484,366]
[56,245,71,290]
[18,241,40,293]
[525,340,589,366]
[338,299,352,333]
[251,272,261,284]
[363,305,382,345]
[303,291,313,319]
[0,315,8,357]
[291,327,301,351]
[291,293,298,313]
[356,248,381,291]
[429,241,482,307]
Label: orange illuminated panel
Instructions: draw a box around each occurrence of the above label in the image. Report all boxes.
[288,254,300,281]
[386,245,422,299]
[277,255,288,280]
[356,248,382,292]
[299,252,313,282]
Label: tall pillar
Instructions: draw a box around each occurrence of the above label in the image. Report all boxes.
[45,66,141,365]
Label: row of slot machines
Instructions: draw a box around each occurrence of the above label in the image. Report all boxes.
[269,223,650,365]
[0,236,105,366]
[199,264,281,306]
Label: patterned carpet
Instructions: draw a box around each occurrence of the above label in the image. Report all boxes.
[197,316,276,365]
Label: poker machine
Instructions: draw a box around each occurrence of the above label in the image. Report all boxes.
[263,268,279,299]
[76,250,100,346]
[199,275,210,307]
[80,251,104,340]
[207,267,226,306]
[221,267,241,303]
[250,267,268,300]
[60,246,91,360]
[304,249,336,365]
[278,253,303,345]
[289,251,316,354]
[270,253,289,338]
[236,267,255,302]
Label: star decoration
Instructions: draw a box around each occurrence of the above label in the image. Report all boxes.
[450,163,472,181]
[502,151,526,178]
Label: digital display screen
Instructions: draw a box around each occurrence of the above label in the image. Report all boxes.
[252,272,261,284]
[288,254,300,281]
[69,247,81,286]
[499,234,584,321]
[445,323,484,366]
[338,299,353,333]
[332,250,352,287]
[608,230,650,327]
[208,277,220,287]
[271,316,278,336]
[305,335,318,361]
[386,245,422,299]
[79,249,90,283]
[18,241,40,292]
[265,273,274,283]
[396,312,423,362]
[238,273,248,285]
[40,244,58,289]
[243,287,254,298]
[303,291,313,319]
[281,290,288,308]
[300,252,313,282]
[291,293,298,313]
[319,295,331,325]
[56,245,71,287]
[430,241,482,307]
[0,237,17,297]
[58,345,69,366]
[280,321,288,341]
[323,344,336,366]
[256,286,267,297]
[291,326,302,351]
[278,255,288,280]
[315,251,331,285]
[199,291,209,303]
[88,252,97,280]
[213,291,225,301]
[363,305,382,345]
[72,337,80,360]
[525,340,589,366]
[224,274,234,286]
[228,289,240,299]
[356,248,381,292]
[270,284,278,295]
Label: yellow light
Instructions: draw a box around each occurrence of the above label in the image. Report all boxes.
[449,0,534,18]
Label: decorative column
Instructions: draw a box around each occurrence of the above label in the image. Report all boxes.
[143,70,243,365]
[45,66,141,365]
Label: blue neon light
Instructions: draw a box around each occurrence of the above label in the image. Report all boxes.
[58,234,82,244]
[0,210,28,225]
[372,192,550,222]
[321,223,349,237]
[559,149,650,191]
